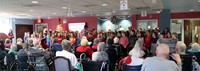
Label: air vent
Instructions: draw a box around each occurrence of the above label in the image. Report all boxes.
[136,7,150,10]
[23,4,42,7]
[81,4,98,7]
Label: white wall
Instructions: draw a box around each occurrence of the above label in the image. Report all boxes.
[11,18,34,43]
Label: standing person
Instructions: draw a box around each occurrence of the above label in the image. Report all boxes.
[69,33,76,46]
[161,27,170,38]
[57,33,63,44]
[141,44,181,71]
[80,24,89,38]
[127,30,137,53]
[151,32,159,55]
[8,29,14,42]
[143,30,152,56]
[119,32,129,49]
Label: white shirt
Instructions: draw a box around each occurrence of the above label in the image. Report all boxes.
[56,50,78,68]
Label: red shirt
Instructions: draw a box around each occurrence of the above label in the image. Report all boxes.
[57,37,63,44]
[76,46,93,57]
[144,35,152,49]
[8,33,14,39]
[41,43,49,49]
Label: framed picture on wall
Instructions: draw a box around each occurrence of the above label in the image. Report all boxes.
[35,23,48,33]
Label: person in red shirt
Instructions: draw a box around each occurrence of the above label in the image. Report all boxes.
[76,39,93,58]
[41,38,49,49]
[143,30,152,56]
[57,33,63,44]
[8,29,14,42]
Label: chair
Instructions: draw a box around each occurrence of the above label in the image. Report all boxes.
[180,54,193,71]
[81,61,109,71]
[53,56,72,71]
[6,53,16,68]
[27,55,48,71]
[192,52,200,64]
[17,54,29,70]
[159,38,177,53]
[75,52,89,61]
[0,57,6,70]
[122,64,142,71]
[9,60,18,71]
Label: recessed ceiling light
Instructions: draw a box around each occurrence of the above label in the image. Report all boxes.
[189,9,194,11]
[82,11,86,13]
[62,7,67,9]
[52,13,57,14]
[31,1,38,4]
[198,0,200,2]
[29,10,34,12]
[102,4,108,6]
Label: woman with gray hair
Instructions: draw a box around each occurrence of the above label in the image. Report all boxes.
[92,42,108,61]
[118,40,145,71]
[187,42,200,53]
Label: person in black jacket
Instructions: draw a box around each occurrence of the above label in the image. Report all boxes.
[105,38,117,71]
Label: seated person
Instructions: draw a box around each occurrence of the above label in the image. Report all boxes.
[187,42,200,53]
[27,39,50,71]
[76,39,93,58]
[118,40,145,71]
[176,42,186,54]
[56,39,78,69]
[8,44,18,55]
[52,38,63,55]
[4,38,12,49]
[16,38,23,52]
[141,44,182,71]
[91,38,100,51]
[28,39,34,47]
[17,43,29,69]
[92,42,108,61]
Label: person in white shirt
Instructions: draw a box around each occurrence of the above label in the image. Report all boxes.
[56,39,78,69]
[141,44,182,71]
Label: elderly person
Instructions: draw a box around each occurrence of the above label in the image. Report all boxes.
[141,44,181,71]
[91,38,100,51]
[113,37,126,60]
[176,42,187,54]
[187,43,200,53]
[118,40,145,71]
[16,38,23,52]
[8,44,18,55]
[56,39,78,69]
[28,39,49,71]
[17,43,30,70]
[76,39,93,57]
[92,42,108,61]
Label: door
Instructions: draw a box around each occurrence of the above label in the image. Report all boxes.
[16,24,33,41]
[184,20,191,48]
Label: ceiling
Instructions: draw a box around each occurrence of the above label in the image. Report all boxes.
[0,0,199,18]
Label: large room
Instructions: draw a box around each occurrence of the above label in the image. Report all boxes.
[0,0,200,71]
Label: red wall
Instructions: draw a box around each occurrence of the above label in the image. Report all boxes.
[34,16,97,31]
[34,12,200,31]
[171,12,200,19]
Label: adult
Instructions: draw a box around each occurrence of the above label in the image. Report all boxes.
[56,39,78,69]
[119,32,129,49]
[176,42,186,54]
[51,38,63,55]
[118,40,145,71]
[105,38,117,71]
[92,42,108,61]
[8,29,14,42]
[127,30,137,53]
[76,39,93,58]
[4,38,12,49]
[161,27,170,38]
[16,38,23,52]
[91,38,100,51]
[187,43,200,53]
[141,44,181,71]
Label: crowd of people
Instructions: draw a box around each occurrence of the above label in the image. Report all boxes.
[1,25,200,71]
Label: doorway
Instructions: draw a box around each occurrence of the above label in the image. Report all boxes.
[16,24,33,41]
